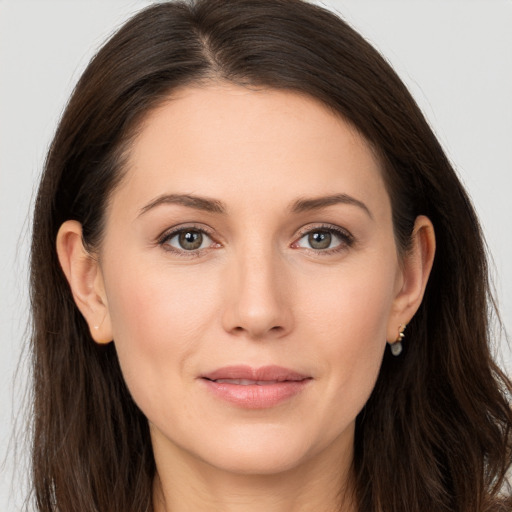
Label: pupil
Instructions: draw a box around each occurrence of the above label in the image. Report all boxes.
[309,231,331,249]
[179,231,203,250]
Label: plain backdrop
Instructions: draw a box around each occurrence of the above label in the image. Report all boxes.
[1,1,511,510]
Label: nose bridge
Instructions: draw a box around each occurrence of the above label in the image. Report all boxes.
[222,238,292,338]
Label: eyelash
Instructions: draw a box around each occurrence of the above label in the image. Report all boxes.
[157,224,218,257]
[157,223,354,257]
[292,224,354,255]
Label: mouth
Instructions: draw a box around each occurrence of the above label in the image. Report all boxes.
[201,364,310,382]
[200,365,312,409]
[206,379,289,385]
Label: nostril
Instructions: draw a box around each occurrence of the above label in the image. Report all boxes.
[230,325,284,337]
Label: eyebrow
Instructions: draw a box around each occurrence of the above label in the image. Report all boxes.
[138,192,372,219]
[290,193,373,219]
[138,193,226,216]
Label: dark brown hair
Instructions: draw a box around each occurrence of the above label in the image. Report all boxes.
[30,0,512,510]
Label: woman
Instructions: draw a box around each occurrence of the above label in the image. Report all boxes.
[29,0,512,511]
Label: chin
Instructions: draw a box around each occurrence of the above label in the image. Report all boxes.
[184,423,334,476]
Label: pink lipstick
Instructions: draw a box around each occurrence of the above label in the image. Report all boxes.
[200,365,311,409]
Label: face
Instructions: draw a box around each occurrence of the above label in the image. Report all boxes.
[94,84,406,475]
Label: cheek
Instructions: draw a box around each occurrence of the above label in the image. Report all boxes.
[102,258,222,402]
[301,256,397,346]
[298,258,396,414]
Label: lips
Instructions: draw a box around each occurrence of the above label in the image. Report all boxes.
[200,365,311,409]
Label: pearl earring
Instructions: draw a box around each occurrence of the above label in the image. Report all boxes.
[390,323,406,356]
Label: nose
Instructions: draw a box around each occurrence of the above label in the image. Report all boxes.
[221,247,294,340]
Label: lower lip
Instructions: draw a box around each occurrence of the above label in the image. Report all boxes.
[201,379,311,409]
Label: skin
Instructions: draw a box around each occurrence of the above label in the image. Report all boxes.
[57,84,435,512]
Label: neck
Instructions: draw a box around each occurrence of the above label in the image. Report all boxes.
[151,431,356,512]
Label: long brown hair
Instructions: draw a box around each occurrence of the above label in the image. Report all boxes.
[30,0,512,510]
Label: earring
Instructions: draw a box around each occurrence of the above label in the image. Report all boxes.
[390,323,406,356]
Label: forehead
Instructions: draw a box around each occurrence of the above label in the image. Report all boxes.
[113,83,388,217]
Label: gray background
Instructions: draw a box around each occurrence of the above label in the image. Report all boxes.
[1,1,511,509]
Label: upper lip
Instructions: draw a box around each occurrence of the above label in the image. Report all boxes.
[201,365,310,382]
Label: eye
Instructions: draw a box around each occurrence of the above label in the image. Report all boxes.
[293,226,353,253]
[160,228,215,252]
[303,230,335,250]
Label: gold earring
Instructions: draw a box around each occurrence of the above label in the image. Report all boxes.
[390,323,406,356]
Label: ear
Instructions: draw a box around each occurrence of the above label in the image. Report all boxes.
[56,220,113,344]
[387,215,436,342]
